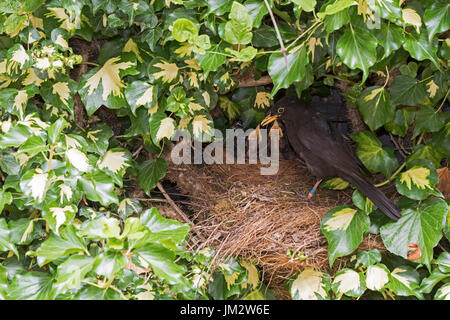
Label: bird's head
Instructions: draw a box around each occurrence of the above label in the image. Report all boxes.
[260,95,299,130]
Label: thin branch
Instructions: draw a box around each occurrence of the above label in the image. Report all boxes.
[156,181,207,242]
[263,0,289,71]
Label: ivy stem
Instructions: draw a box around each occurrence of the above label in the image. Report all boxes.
[286,20,323,51]
[436,89,450,113]
[80,61,100,67]
[263,0,290,71]
[374,162,406,188]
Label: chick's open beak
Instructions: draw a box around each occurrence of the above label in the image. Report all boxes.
[261,114,279,126]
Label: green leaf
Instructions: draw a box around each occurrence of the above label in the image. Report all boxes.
[137,158,168,194]
[0,190,12,214]
[292,0,316,12]
[352,190,374,213]
[134,243,189,286]
[435,283,450,300]
[384,107,415,137]
[42,204,77,236]
[171,18,198,42]
[357,86,395,131]
[321,206,371,267]
[80,216,121,239]
[36,226,88,266]
[218,96,241,121]
[317,0,356,19]
[387,266,423,299]
[78,172,119,206]
[7,272,56,300]
[423,2,450,42]
[0,124,32,148]
[396,165,440,200]
[0,219,18,256]
[85,123,113,155]
[149,112,176,144]
[195,43,228,73]
[403,31,440,70]
[380,197,448,269]
[55,255,96,291]
[125,81,157,115]
[355,249,382,267]
[407,144,444,169]
[268,45,308,95]
[244,0,268,28]
[351,131,399,178]
[17,135,47,157]
[390,75,427,106]
[223,2,253,45]
[373,22,403,58]
[420,268,449,294]
[94,251,127,279]
[413,105,445,138]
[336,25,378,82]
[323,7,350,33]
[78,54,137,115]
[47,118,69,144]
[140,207,190,244]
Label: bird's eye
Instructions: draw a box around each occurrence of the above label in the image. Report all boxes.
[277,107,285,114]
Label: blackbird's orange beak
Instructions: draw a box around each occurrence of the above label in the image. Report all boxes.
[261,114,279,126]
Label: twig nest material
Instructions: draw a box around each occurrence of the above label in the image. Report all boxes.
[165,159,386,297]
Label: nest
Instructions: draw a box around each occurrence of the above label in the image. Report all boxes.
[163,159,385,298]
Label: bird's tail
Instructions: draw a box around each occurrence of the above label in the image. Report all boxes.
[339,172,401,221]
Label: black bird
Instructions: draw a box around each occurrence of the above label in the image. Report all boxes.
[262,95,401,221]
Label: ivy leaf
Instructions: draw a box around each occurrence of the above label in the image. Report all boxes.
[380,197,448,269]
[292,0,316,12]
[55,255,96,291]
[134,243,189,286]
[435,283,450,300]
[390,75,427,106]
[365,264,390,291]
[223,2,253,45]
[0,218,18,256]
[218,96,241,121]
[336,25,377,82]
[80,216,121,239]
[7,272,56,300]
[407,144,444,169]
[268,45,308,96]
[384,107,415,137]
[423,2,450,42]
[290,268,328,300]
[36,226,88,266]
[97,148,132,187]
[244,0,268,28]
[85,123,113,155]
[352,190,374,213]
[356,249,382,267]
[0,190,12,214]
[137,158,168,194]
[42,204,77,236]
[396,165,440,200]
[387,266,423,299]
[331,268,366,298]
[94,251,128,280]
[317,0,356,19]
[321,206,371,267]
[357,86,395,131]
[79,54,137,115]
[403,31,440,70]
[124,81,157,115]
[0,124,32,148]
[351,131,398,178]
[413,105,445,139]
[373,22,403,58]
[149,112,176,144]
[17,135,47,157]
[149,59,179,84]
[140,207,190,244]
[78,172,119,206]
[171,18,198,42]
[195,43,228,74]
[40,77,77,115]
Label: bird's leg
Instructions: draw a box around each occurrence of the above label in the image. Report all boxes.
[308,179,323,200]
